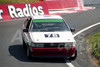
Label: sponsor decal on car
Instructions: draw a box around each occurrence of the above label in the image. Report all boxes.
[44,34,60,38]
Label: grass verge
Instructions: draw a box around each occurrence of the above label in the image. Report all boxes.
[86,32,100,66]
[0,0,45,4]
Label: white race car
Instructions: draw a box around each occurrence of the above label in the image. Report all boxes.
[22,15,77,60]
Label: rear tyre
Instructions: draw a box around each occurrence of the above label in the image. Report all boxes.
[23,39,27,49]
[27,48,32,59]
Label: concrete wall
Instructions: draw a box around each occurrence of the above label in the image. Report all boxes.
[83,0,100,5]
[46,0,78,9]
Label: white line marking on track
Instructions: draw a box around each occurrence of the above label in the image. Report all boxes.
[73,22,100,37]
[92,7,96,10]
[66,22,100,67]
[66,63,75,67]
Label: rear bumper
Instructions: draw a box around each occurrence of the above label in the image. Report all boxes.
[30,47,76,58]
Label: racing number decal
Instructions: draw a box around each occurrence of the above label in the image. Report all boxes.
[44,34,60,38]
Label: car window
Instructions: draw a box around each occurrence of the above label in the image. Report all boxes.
[32,19,70,32]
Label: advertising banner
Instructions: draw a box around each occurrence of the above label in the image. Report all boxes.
[46,0,78,10]
[0,2,49,21]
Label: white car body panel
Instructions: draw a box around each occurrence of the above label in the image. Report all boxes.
[29,32,75,43]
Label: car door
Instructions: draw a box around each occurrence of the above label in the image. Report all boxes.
[23,18,32,44]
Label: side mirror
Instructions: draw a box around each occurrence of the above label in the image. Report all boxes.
[70,28,75,32]
[23,29,28,32]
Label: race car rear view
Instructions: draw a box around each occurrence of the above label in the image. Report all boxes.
[22,15,77,60]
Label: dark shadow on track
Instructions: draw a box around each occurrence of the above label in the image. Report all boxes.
[8,44,72,63]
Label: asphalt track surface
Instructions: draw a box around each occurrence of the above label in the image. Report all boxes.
[0,5,100,67]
